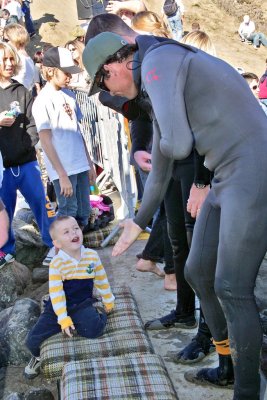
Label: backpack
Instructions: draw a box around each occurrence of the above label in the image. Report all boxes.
[163,0,178,17]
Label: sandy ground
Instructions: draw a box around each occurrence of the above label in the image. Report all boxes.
[29,0,267,75]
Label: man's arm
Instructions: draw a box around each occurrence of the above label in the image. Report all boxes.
[141,45,194,160]
[248,21,256,36]
[112,125,173,256]
[238,22,244,38]
[106,0,146,14]
[0,200,9,248]
[39,129,73,197]
[24,93,39,146]
[82,136,97,184]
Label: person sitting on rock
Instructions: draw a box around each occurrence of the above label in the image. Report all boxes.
[238,15,267,49]
[24,215,115,379]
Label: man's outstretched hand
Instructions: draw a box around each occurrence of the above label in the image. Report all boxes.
[112,219,142,256]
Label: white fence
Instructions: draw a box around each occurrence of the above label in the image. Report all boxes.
[75,89,137,220]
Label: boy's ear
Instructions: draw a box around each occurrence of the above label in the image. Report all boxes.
[52,239,62,249]
[47,67,55,77]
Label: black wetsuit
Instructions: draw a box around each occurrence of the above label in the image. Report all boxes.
[131,35,267,400]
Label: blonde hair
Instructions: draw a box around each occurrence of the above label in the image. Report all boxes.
[49,216,77,239]
[3,23,29,49]
[181,31,216,56]
[41,66,58,82]
[0,42,21,76]
[64,39,85,69]
[131,11,172,38]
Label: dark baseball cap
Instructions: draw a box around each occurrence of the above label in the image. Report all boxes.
[82,32,129,96]
[43,47,82,74]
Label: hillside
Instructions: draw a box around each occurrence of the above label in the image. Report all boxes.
[29,0,267,76]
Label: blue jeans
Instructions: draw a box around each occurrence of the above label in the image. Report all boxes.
[22,1,35,35]
[168,14,183,41]
[248,33,267,47]
[53,171,90,227]
[0,161,55,254]
[26,298,107,357]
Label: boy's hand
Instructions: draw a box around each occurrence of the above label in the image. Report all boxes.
[62,325,75,337]
[59,175,73,197]
[104,306,114,314]
[0,111,15,127]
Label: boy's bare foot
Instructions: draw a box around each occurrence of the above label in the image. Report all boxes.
[164,273,177,291]
[136,258,165,277]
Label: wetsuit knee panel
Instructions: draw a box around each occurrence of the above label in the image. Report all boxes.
[214,279,235,301]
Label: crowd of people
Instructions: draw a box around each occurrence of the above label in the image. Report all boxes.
[0,1,267,399]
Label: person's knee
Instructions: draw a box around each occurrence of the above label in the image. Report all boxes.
[75,309,108,339]
[25,330,39,356]
[214,278,234,301]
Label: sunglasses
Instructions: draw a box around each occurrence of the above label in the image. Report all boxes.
[96,71,110,92]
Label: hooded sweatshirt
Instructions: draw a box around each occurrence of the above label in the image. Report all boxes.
[0,79,38,168]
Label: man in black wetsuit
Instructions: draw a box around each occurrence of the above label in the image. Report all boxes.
[85,14,214,365]
[83,23,267,400]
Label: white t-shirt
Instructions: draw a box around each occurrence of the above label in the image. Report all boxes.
[5,1,23,20]
[13,54,35,90]
[238,20,255,38]
[32,83,89,181]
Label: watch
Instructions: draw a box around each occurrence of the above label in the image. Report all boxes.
[195,183,207,189]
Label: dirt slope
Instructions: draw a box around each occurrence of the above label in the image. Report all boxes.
[30,0,267,76]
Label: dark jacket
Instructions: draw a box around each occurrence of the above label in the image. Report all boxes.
[0,79,38,168]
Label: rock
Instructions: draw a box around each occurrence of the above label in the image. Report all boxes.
[13,217,48,269]
[0,307,13,333]
[4,393,23,400]
[13,218,43,247]
[0,307,13,366]
[24,387,55,400]
[32,268,48,284]
[29,282,49,304]
[2,299,40,366]
[255,257,267,312]
[0,262,31,310]
[15,209,35,225]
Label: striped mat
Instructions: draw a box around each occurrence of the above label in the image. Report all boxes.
[60,353,178,400]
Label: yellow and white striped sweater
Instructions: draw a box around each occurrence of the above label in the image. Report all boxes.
[49,246,115,329]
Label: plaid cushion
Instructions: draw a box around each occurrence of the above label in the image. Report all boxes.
[83,225,119,248]
[40,287,154,380]
[60,354,178,400]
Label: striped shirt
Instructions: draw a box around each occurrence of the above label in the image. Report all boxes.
[49,246,115,329]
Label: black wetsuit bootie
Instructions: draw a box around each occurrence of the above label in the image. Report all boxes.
[174,332,215,364]
[184,354,234,389]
